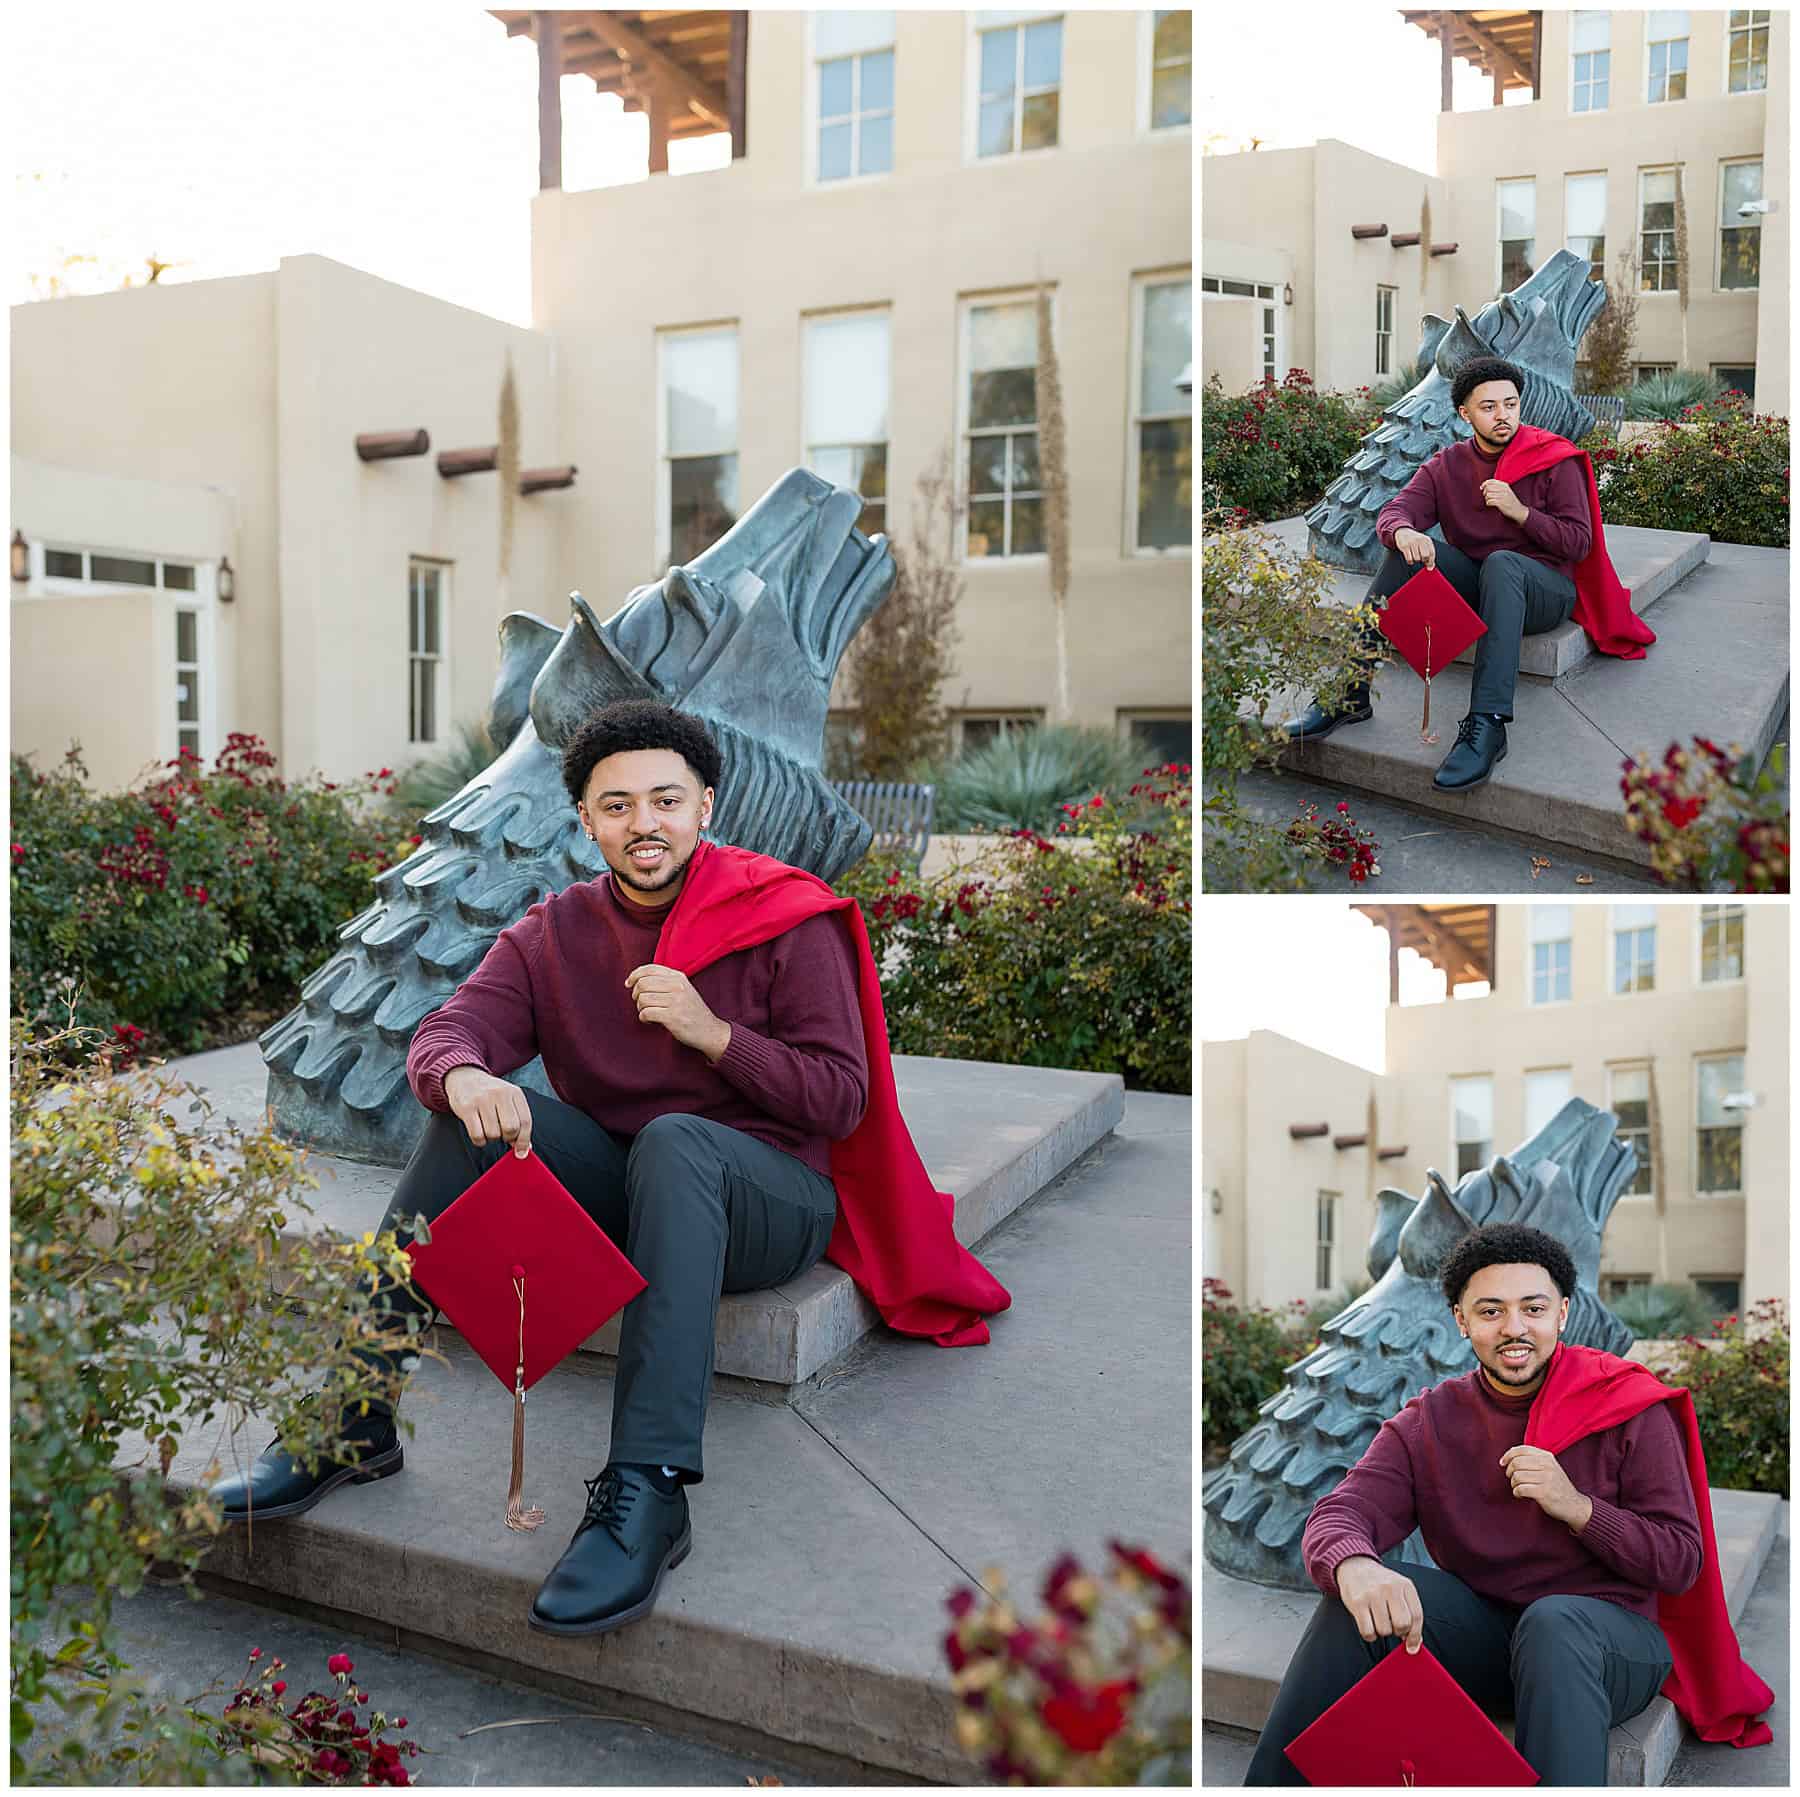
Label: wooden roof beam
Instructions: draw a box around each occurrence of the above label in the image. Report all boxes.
[1457,13,1533,89]
[582,11,730,131]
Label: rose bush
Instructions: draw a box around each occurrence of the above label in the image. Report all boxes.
[1638,1300,1788,1497]
[1620,737,1788,893]
[1201,1278,1319,1460]
[1200,370,1368,523]
[1590,400,1789,547]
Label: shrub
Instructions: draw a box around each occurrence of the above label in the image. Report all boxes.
[1591,402,1788,547]
[1620,737,1788,893]
[1639,1301,1788,1497]
[1363,358,1429,413]
[386,718,497,823]
[935,726,1149,834]
[1201,1278,1317,1458]
[840,767,1191,1093]
[1199,370,1368,523]
[1608,1281,1720,1342]
[1622,369,1724,420]
[10,1018,425,1783]
[11,736,409,1054]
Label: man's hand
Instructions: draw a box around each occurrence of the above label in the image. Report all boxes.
[627,964,731,1062]
[442,1064,533,1158]
[1500,1445,1593,1531]
[1393,527,1437,569]
[1480,478,1530,525]
[1334,1555,1426,1654]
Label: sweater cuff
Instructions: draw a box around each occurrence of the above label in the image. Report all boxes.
[1573,1493,1633,1563]
[1314,1536,1383,1595]
[410,1045,489,1113]
[713,1021,777,1095]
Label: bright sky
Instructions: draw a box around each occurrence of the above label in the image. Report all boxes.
[1199,3,1532,174]
[12,1,731,326]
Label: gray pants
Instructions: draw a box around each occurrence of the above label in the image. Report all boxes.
[1243,1564,1672,1787]
[368,1091,838,1483]
[1368,542,1577,720]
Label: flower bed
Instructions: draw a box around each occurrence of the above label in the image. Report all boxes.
[1590,400,1789,548]
[1199,370,1368,523]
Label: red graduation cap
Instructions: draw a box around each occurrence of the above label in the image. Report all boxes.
[1376,565,1488,743]
[405,1150,646,1532]
[1284,1644,1539,1787]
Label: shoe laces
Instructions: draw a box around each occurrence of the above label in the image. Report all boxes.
[1454,716,1482,747]
[577,1467,638,1552]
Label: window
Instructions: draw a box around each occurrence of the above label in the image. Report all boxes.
[1700,904,1745,981]
[1316,1191,1338,1291]
[1147,9,1190,129]
[1571,11,1611,111]
[1452,1076,1494,1179]
[1694,1277,1741,1314]
[40,547,199,591]
[963,297,1044,558]
[1636,361,1676,380]
[805,310,889,536]
[1121,712,1192,765]
[407,560,446,746]
[975,13,1062,158]
[1639,170,1680,292]
[1608,1065,1655,1197]
[1497,179,1535,292]
[1695,1054,1745,1194]
[1132,275,1191,552]
[958,711,1040,752]
[1646,11,1689,102]
[175,607,202,761]
[1525,1068,1574,1139]
[1712,364,1757,403]
[1259,299,1276,382]
[1529,905,1572,1004]
[1612,903,1657,993]
[1565,173,1607,282]
[1375,285,1396,376]
[1602,1274,1651,1301]
[1719,160,1763,290]
[660,327,739,567]
[815,12,894,182]
[1728,9,1770,93]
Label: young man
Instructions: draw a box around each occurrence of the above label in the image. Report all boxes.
[1283,356,1650,791]
[210,700,1003,1634]
[1245,1223,1702,1787]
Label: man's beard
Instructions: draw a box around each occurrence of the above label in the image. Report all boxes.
[614,840,695,892]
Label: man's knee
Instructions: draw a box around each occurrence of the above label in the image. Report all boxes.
[626,1113,725,1206]
[1511,1593,1593,1671]
[1479,550,1531,593]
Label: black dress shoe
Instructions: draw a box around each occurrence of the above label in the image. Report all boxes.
[1279,682,1374,742]
[208,1421,403,1523]
[528,1466,692,1637]
[1434,714,1509,790]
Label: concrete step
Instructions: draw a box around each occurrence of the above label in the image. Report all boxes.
[160,1040,1125,1389]
[1271,517,1709,681]
[1200,1486,1783,1786]
[1273,540,1791,869]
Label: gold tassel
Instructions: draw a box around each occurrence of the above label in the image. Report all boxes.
[505,1270,545,1532]
[1419,622,1439,745]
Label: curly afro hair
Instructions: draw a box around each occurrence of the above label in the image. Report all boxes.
[1439,1222,1576,1310]
[1451,356,1525,411]
[560,701,724,805]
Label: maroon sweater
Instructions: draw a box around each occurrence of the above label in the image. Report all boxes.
[406,873,869,1177]
[1376,437,1593,579]
[1302,1349,1702,1620]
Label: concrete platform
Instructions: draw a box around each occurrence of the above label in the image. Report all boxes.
[1201,1486,1784,1785]
[1265,516,1709,680]
[131,1093,1192,1782]
[159,1040,1124,1389]
[1273,541,1790,868]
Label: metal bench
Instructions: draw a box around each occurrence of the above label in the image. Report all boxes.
[831,779,936,867]
[1578,392,1626,439]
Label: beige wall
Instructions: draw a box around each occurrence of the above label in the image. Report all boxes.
[532,9,1191,735]
[1739,906,1789,1312]
[1199,294,1262,392]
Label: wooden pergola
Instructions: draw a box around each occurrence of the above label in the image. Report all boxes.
[1399,9,1541,110]
[1354,903,1496,1003]
[491,10,746,184]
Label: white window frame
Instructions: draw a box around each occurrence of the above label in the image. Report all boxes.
[958,287,1054,567]
[1639,167,1682,293]
[1697,903,1747,984]
[1450,1075,1495,1180]
[805,12,897,191]
[800,304,892,537]
[1644,11,1691,105]
[1607,1063,1656,1202]
[27,543,202,601]
[1570,12,1612,113]
[1526,906,1573,1007]
[1564,171,1608,282]
[1374,284,1396,376]
[1496,177,1536,296]
[1200,275,1285,382]
[1117,709,1193,765]
[1610,904,1658,996]
[1724,8,1771,96]
[955,710,1043,754]
[965,11,1064,165]
[1524,1067,1575,1140]
[1316,1190,1338,1292]
[1693,1051,1747,1198]
[1136,8,1192,136]
[655,320,740,572]
[1125,269,1192,560]
[1717,157,1764,291]
[407,558,449,748]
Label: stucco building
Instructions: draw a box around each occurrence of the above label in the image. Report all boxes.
[1202,7,1787,410]
[1203,901,1788,1319]
[11,9,1192,793]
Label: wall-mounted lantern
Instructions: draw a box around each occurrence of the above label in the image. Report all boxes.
[10,530,28,583]
[1283,282,1295,306]
[218,556,236,603]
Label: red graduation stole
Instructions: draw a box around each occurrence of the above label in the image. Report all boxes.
[1495,424,1656,661]
[654,839,1011,1347]
[1526,1342,1774,1749]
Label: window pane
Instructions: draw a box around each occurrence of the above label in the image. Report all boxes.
[980,26,1016,97]
[1642,169,1676,209]
[971,366,1036,428]
[90,554,157,586]
[966,499,1006,557]
[819,120,853,180]
[1721,228,1761,289]
[978,95,1015,157]
[1141,280,1193,417]
[851,443,887,534]
[1530,905,1571,942]
[1698,1128,1742,1193]
[1453,1077,1493,1144]
[163,562,197,591]
[819,56,854,118]
[1612,1065,1649,1108]
[817,8,894,57]
[859,111,893,175]
[176,609,197,664]
[1022,17,1061,87]
[1138,418,1193,549]
[1020,90,1058,150]
[1498,180,1535,238]
[807,311,890,445]
[968,435,1008,495]
[1010,430,1041,490]
[860,48,894,112]
[664,330,738,457]
[1723,160,1763,212]
[422,582,440,656]
[1565,173,1606,237]
[1127,716,1192,763]
[45,548,83,579]
[179,726,200,758]
[419,657,436,744]
[1647,9,1689,38]
[1697,1057,1744,1127]
[1572,9,1610,51]
[1153,9,1190,60]
[1010,496,1045,554]
[1525,1069,1572,1138]
[669,454,739,565]
[176,672,199,724]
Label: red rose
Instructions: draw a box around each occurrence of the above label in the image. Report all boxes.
[327,1653,354,1677]
[1662,795,1704,831]
[272,1680,288,1697]
[1041,1678,1135,1753]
